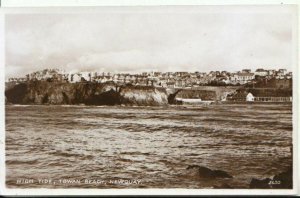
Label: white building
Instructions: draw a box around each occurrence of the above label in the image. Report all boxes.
[246,93,254,102]
[80,72,91,81]
[231,73,255,84]
[278,69,287,75]
[255,69,268,76]
[68,73,82,83]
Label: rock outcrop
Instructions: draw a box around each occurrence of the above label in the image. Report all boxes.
[249,178,272,189]
[213,183,233,189]
[249,166,292,189]
[120,86,168,106]
[5,81,168,106]
[186,165,233,179]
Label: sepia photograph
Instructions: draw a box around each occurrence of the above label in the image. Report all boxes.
[0,1,299,196]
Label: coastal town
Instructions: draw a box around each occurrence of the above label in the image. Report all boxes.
[8,68,292,88]
[6,68,293,104]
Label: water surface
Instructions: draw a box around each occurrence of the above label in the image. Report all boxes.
[5,104,292,188]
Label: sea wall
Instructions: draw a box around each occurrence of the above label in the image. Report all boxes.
[5,81,168,106]
[167,86,239,103]
[175,90,216,101]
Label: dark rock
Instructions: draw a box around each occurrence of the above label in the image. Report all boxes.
[168,90,181,104]
[273,166,292,189]
[4,81,169,106]
[213,170,233,178]
[249,178,271,189]
[5,83,28,104]
[187,165,215,178]
[85,89,121,105]
[186,165,233,179]
[249,166,292,189]
[213,183,233,189]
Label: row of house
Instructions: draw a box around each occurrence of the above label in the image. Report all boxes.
[55,68,293,88]
[7,68,292,89]
[229,68,292,85]
[228,89,292,102]
[246,93,292,102]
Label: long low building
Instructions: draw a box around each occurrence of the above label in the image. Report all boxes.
[246,92,293,102]
[175,98,213,105]
[254,97,292,102]
[228,88,292,102]
[246,93,292,102]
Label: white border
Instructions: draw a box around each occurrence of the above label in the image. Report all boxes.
[0,0,299,7]
[0,7,5,197]
[0,0,299,196]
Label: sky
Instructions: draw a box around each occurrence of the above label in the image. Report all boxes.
[5,5,296,78]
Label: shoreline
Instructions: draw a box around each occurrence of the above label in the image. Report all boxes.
[5,101,292,108]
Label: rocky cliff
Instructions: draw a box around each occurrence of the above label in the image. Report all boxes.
[5,81,168,106]
[120,86,168,106]
[175,89,216,100]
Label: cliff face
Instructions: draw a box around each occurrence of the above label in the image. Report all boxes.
[5,81,168,106]
[120,86,168,106]
[175,89,216,100]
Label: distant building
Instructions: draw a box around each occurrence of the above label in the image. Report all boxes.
[175,79,186,87]
[267,69,276,76]
[242,69,251,73]
[175,72,189,77]
[229,90,292,102]
[6,68,292,91]
[80,72,91,81]
[69,73,82,83]
[231,73,255,84]
[153,72,162,77]
[286,72,292,79]
[166,82,175,88]
[252,91,292,102]
[275,79,292,89]
[246,93,254,102]
[278,69,287,75]
[8,77,27,83]
[255,68,268,76]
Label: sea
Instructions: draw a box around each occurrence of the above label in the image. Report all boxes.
[5,104,293,188]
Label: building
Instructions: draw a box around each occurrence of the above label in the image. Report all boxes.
[259,78,293,89]
[231,73,255,84]
[246,93,254,102]
[80,72,91,81]
[166,82,175,88]
[278,69,287,75]
[175,79,186,87]
[255,69,268,76]
[69,73,82,83]
[6,68,292,91]
[229,90,292,102]
[275,79,292,89]
[242,69,251,73]
[253,96,292,102]
[8,77,27,83]
[175,72,189,77]
[267,69,276,76]
[228,91,248,101]
[175,98,212,105]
